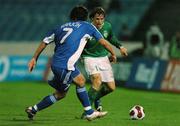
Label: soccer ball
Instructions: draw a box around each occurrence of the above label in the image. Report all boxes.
[129,105,145,120]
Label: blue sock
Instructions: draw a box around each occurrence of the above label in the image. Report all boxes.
[76,86,94,115]
[33,95,57,112]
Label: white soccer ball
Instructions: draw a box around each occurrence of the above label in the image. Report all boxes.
[129,105,145,120]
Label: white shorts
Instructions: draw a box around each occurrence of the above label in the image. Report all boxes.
[84,56,114,82]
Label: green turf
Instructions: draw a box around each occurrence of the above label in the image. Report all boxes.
[0,81,180,126]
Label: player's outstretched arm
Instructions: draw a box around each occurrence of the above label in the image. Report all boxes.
[109,34,128,57]
[28,42,47,72]
[98,38,117,63]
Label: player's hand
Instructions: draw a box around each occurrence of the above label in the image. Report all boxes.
[120,47,128,57]
[109,54,117,63]
[28,58,36,72]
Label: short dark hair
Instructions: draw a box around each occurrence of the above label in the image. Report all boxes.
[89,7,106,19]
[70,5,88,21]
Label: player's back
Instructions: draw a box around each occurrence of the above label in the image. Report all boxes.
[49,21,102,70]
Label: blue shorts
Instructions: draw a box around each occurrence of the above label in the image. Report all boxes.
[48,66,80,92]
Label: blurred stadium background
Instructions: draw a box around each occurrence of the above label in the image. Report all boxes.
[0,0,180,126]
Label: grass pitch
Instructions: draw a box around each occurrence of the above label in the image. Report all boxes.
[0,81,180,126]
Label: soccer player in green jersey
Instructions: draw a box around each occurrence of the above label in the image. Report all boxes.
[81,7,128,112]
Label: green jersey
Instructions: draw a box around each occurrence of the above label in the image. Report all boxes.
[82,21,122,57]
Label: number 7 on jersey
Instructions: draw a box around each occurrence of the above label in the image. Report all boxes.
[60,28,73,44]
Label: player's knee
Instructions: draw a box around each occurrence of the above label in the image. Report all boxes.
[92,83,101,90]
[91,74,101,85]
[54,91,67,100]
[73,74,86,87]
[77,77,86,87]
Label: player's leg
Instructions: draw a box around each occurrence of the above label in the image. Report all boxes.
[94,99,102,111]
[94,56,115,110]
[34,90,66,111]
[83,57,102,106]
[97,81,115,99]
[73,70,107,121]
[25,67,71,120]
[88,73,102,105]
[94,81,116,111]
[73,72,94,115]
[25,90,66,120]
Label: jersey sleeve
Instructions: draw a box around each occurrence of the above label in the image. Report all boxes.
[90,24,103,41]
[43,29,56,44]
[108,24,122,48]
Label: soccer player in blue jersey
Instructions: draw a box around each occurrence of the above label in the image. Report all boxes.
[26,5,116,121]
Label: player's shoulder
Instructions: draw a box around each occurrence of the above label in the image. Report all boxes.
[82,21,98,31]
[72,21,95,30]
[81,21,91,25]
[81,21,94,27]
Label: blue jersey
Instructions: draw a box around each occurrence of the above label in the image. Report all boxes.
[43,21,103,70]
